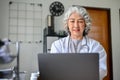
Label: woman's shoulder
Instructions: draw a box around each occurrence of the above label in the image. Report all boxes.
[54,36,69,43]
[51,36,69,51]
[51,36,69,48]
[86,36,101,45]
[86,36,105,52]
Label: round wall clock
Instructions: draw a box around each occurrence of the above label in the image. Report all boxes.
[49,1,64,16]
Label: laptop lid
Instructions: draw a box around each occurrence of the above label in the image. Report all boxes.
[38,53,99,80]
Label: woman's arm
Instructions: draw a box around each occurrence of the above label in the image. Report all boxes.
[92,41,107,80]
[50,40,62,53]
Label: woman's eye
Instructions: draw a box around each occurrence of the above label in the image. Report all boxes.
[69,20,74,23]
[78,20,84,23]
[69,19,84,23]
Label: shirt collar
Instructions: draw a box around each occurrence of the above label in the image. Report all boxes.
[67,35,87,46]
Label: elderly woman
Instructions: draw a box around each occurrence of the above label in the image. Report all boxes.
[50,6,107,80]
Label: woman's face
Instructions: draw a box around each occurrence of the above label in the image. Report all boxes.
[67,12,85,39]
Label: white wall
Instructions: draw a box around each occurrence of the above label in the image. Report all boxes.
[0,0,120,80]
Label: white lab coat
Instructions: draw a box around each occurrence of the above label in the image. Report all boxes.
[50,36,107,80]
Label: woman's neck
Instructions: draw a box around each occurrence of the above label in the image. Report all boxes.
[70,35,83,40]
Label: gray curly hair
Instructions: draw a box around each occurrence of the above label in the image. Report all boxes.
[63,6,92,36]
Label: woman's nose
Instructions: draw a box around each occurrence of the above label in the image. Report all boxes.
[74,21,78,27]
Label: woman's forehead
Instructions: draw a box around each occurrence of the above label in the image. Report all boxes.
[69,12,84,20]
[68,14,84,20]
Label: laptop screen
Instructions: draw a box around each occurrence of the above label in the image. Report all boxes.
[38,53,99,80]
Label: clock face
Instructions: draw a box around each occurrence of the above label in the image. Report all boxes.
[49,1,64,16]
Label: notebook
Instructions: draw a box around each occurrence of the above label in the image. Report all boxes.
[38,53,99,80]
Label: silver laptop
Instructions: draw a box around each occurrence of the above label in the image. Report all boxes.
[38,53,99,80]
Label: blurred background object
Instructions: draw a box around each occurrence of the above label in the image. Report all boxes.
[0,38,16,64]
[0,38,21,80]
